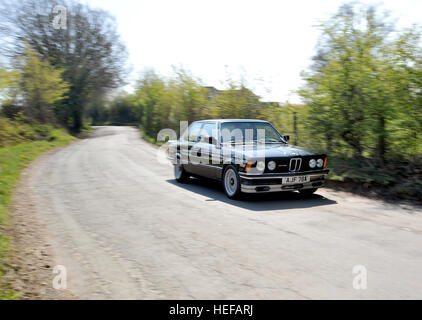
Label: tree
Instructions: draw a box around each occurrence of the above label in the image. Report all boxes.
[0,67,20,104]
[17,44,68,123]
[299,3,410,162]
[135,69,166,138]
[86,97,109,126]
[209,84,263,119]
[388,28,422,160]
[108,94,139,125]
[0,0,128,132]
[169,68,207,123]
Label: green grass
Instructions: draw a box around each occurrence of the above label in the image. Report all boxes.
[138,126,166,146]
[0,127,75,300]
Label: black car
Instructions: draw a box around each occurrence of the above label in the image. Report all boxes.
[167,119,329,199]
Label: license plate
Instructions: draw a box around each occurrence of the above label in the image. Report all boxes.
[282,175,310,185]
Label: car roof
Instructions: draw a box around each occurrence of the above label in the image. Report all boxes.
[195,119,269,123]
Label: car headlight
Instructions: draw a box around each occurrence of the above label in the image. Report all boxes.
[317,158,324,168]
[309,159,316,168]
[256,161,265,171]
[267,161,276,171]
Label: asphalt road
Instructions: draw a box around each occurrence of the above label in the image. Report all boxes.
[31,126,422,299]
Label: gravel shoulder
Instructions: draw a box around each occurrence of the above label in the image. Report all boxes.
[4,149,76,299]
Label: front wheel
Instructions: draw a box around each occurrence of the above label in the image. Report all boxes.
[299,188,318,196]
[174,160,190,183]
[222,165,241,199]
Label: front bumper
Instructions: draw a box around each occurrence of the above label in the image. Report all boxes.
[239,169,329,193]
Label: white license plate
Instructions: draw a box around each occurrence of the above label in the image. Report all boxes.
[282,175,310,185]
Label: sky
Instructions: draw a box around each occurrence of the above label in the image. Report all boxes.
[82,0,422,103]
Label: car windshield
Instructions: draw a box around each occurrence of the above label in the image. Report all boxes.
[220,122,286,144]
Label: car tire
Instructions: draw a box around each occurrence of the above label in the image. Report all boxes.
[222,165,241,199]
[299,188,318,196]
[174,160,190,183]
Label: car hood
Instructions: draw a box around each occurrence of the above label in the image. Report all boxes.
[227,143,320,159]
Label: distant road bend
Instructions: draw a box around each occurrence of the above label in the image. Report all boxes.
[30,126,422,299]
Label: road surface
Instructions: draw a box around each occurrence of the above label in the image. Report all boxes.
[30,126,422,299]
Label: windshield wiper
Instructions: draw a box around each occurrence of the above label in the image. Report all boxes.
[223,139,286,145]
[255,139,286,144]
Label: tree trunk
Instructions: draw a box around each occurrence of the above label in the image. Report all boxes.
[377,115,386,165]
[293,111,298,145]
[326,132,333,154]
[72,108,83,133]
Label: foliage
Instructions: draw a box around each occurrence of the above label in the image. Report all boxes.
[108,95,139,126]
[135,69,169,137]
[260,103,311,148]
[299,3,422,164]
[0,68,20,104]
[210,86,264,119]
[127,68,269,140]
[0,114,69,147]
[0,0,128,132]
[16,44,69,123]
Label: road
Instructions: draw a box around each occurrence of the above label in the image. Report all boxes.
[30,126,422,299]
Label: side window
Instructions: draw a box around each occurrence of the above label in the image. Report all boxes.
[200,123,217,143]
[188,122,203,142]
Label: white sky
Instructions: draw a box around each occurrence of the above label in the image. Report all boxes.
[82,0,422,103]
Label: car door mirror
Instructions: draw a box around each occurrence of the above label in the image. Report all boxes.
[208,136,218,145]
[283,135,290,142]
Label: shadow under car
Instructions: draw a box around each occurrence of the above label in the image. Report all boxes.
[167,177,337,211]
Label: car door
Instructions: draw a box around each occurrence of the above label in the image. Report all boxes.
[195,122,221,179]
[183,121,203,175]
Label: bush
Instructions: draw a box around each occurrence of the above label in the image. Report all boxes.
[0,104,24,120]
[0,116,61,147]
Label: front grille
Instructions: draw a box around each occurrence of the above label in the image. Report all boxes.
[289,158,302,172]
[263,155,326,173]
[262,157,299,173]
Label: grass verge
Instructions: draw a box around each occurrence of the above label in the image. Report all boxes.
[0,128,75,299]
[326,156,422,203]
[139,126,166,146]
